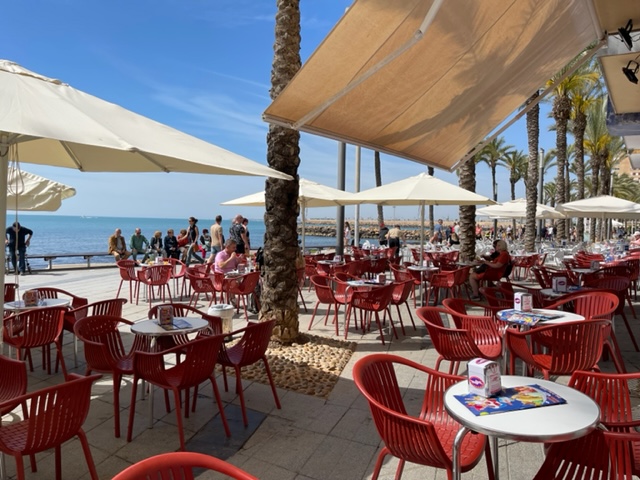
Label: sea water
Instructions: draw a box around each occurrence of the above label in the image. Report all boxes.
[4,214,335,268]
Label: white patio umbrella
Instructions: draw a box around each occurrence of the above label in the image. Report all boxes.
[0,59,291,322]
[555,196,640,219]
[348,172,495,259]
[476,198,565,220]
[7,167,76,211]
[222,178,357,251]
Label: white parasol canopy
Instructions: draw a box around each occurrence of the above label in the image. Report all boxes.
[0,59,291,322]
[476,198,565,220]
[348,172,495,258]
[555,196,640,219]
[7,167,76,211]
[222,178,357,250]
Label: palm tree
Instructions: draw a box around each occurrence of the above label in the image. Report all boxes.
[569,64,601,241]
[500,148,527,236]
[524,91,540,251]
[478,137,514,237]
[614,173,640,202]
[546,62,599,239]
[544,182,557,206]
[457,155,477,261]
[261,0,302,343]
[584,96,610,241]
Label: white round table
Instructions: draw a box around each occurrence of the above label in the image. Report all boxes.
[445,375,600,480]
[4,298,71,311]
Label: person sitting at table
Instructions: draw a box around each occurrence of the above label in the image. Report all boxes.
[214,239,245,274]
[469,239,511,301]
[108,228,130,262]
[149,230,165,258]
[164,229,180,259]
[129,227,150,265]
[630,231,640,247]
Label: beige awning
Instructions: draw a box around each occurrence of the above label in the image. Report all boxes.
[264,0,602,172]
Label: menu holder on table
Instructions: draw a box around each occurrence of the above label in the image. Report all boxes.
[454,384,566,416]
[156,318,192,331]
[497,309,563,327]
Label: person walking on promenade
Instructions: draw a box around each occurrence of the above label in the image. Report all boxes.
[430,218,444,244]
[164,229,180,259]
[386,224,403,258]
[229,214,248,255]
[5,222,33,275]
[344,222,352,246]
[129,228,150,265]
[242,218,251,256]
[200,228,212,258]
[185,217,204,266]
[108,228,130,262]
[378,222,389,247]
[210,215,224,256]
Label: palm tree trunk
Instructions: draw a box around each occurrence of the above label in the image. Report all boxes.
[458,158,476,262]
[261,0,302,343]
[428,166,435,235]
[374,151,383,224]
[524,92,540,252]
[553,95,571,240]
[574,110,586,242]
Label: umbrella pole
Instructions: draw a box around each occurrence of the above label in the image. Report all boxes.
[301,202,306,253]
[0,139,8,352]
[419,202,425,305]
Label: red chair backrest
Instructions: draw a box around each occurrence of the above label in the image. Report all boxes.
[112,451,258,480]
[226,319,275,367]
[117,259,138,282]
[4,307,65,348]
[310,275,337,304]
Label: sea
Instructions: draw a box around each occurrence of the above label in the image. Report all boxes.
[6,214,336,269]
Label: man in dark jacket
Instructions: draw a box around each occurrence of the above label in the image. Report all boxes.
[5,222,33,275]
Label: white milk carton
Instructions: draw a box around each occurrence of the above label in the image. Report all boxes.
[552,276,568,293]
[377,273,386,283]
[468,358,502,397]
[590,260,600,270]
[513,292,533,312]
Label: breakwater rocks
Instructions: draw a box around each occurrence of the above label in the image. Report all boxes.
[298,225,425,241]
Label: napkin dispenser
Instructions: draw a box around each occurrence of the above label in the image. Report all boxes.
[552,276,567,293]
[468,358,502,397]
[158,305,173,326]
[23,289,40,307]
[513,292,532,312]
[590,260,600,270]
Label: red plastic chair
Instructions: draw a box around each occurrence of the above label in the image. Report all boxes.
[353,354,494,480]
[544,290,625,372]
[0,373,102,480]
[308,275,340,334]
[116,259,140,303]
[136,264,173,307]
[127,335,231,450]
[112,451,258,480]
[505,319,608,379]
[479,286,513,309]
[226,271,261,320]
[345,283,397,345]
[185,269,217,308]
[74,315,149,438]
[64,298,127,367]
[417,307,502,374]
[167,257,188,299]
[389,279,417,335]
[3,283,17,302]
[391,265,419,307]
[217,320,281,427]
[0,354,27,417]
[589,276,639,352]
[3,307,67,377]
[532,428,635,479]
[441,297,506,336]
[425,268,462,305]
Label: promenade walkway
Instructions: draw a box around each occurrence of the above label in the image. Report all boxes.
[2,268,639,479]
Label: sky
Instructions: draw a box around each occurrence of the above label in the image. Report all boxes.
[2,0,558,222]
